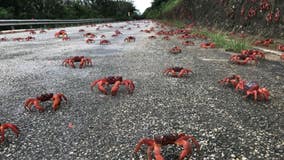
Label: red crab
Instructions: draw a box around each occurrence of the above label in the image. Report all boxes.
[90,76,135,96]
[260,0,271,11]
[25,36,35,41]
[162,36,170,40]
[175,29,190,35]
[235,81,270,101]
[192,33,207,39]
[200,42,215,49]
[241,5,245,16]
[219,75,242,88]
[62,36,71,41]
[100,40,111,45]
[39,30,46,33]
[148,35,157,39]
[62,56,92,68]
[115,30,122,35]
[274,8,280,22]
[124,36,136,42]
[29,30,36,34]
[179,34,193,39]
[79,29,85,32]
[230,54,258,65]
[182,40,195,46]
[0,37,8,41]
[266,12,273,22]
[241,50,265,59]
[248,7,257,18]
[0,123,19,142]
[86,38,95,44]
[143,30,151,33]
[253,39,273,47]
[134,133,200,160]
[24,93,67,111]
[13,37,24,41]
[84,32,95,38]
[55,30,67,38]
[280,54,284,60]
[164,67,192,78]
[278,45,284,52]
[169,46,182,54]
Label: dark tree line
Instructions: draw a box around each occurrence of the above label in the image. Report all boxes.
[0,0,138,19]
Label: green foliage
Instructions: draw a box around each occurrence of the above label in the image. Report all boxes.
[143,0,182,18]
[192,28,251,52]
[0,7,13,18]
[162,0,183,13]
[0,0,138,19]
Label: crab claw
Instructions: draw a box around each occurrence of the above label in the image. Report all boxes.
[178,69,192,78]
[235,80,246,91]
[52,93,67,111]
[258,88,270,101]
[0,123,20,142]
[98,82,108,95]
[134,138,163,160]
[122,80,135,94]
[111,81,121,96]
[90,79,101,91]
[163,69,176,77]
[24,98,45,112]
[91,79,108,94]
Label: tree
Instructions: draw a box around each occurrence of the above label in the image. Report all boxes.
[0,0,138,19]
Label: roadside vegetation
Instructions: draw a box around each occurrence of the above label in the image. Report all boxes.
[192,28,251,52]
[143,0,182,18]
[162,19,251,53]
[146,0,252,53]
[0,0,139,20]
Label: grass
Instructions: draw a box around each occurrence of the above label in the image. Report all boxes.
[163,20,251,52]
[191,28,251,53]
[158,18,251,53]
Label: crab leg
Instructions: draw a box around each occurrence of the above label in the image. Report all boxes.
[122,80,135,93]
[111,81,121,96]
[164,69,177,77]
[90,80,103,91]
[79,59,85,68]
[175,139,192,160]
[97,81,108,95]
[52,93,67,111]
[235,80,246,91]
[259,88,269,101]
[69,61,76,68]
[24,98,44,112]
[178,69,192,77]
[245,90,258,101]
[182,135,201,151]
[153,143,164,160]
[134,138,155,153]
[1,123,20,142]
[147,146,154,160]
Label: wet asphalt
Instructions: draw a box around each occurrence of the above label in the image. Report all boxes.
[0,20,283,160]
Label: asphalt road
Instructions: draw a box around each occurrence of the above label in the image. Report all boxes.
[0,20,283,160]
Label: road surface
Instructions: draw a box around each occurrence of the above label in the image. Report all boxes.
[0,20,283,160]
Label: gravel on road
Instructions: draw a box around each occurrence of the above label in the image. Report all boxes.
[0,20,283,160]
